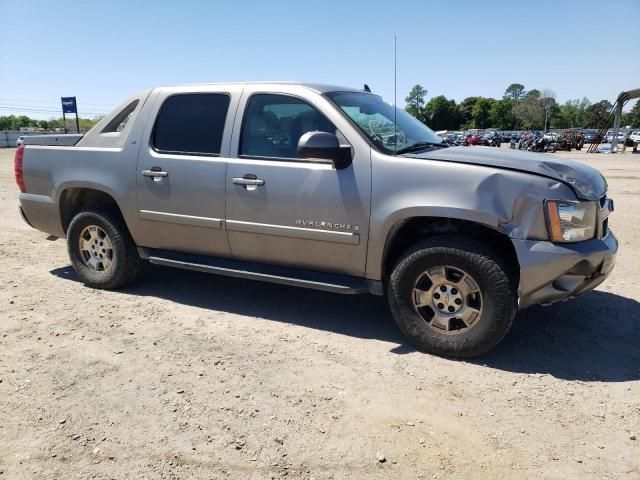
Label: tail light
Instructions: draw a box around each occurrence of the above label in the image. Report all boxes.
[14,144,26,192]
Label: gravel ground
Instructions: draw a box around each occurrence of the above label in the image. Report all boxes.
[0,146,638,480]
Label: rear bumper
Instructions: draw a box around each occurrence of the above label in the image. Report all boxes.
[513,231,618,308]
[18,205,37,229]
[19,193,65,238]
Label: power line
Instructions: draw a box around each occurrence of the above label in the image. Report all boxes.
[0,100,110,111]
[0,104,110,115]
[0,106,107,116]
[0,106,106,114]
[0,97,115,107]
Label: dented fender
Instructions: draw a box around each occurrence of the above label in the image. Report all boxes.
[365,152,576,280]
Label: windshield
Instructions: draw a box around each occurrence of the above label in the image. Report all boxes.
[325,91,444,154]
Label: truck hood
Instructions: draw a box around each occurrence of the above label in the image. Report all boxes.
[406,146,606,200]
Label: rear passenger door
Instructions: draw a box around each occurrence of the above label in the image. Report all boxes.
[136,87,240,256]
[225,88,371,277]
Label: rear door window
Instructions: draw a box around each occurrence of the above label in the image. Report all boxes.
[153,93,230,155]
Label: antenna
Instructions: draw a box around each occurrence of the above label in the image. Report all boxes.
[394,34,397,156]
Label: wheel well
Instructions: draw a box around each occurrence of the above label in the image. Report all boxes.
[59,188,124,233]
[383,217,520,285]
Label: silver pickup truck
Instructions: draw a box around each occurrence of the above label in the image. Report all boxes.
[15,82,617,357]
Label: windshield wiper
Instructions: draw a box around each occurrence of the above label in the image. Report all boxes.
[395,142,448,155]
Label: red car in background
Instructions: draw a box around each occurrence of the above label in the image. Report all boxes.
[463,133,483,146]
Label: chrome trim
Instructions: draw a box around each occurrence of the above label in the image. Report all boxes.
[225,219,360,245]
[139,210,222,229]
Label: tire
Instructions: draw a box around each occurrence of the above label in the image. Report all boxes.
[67,210,142,289]
[387,235,517,358]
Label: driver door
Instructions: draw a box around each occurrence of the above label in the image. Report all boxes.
[225,89,371,277]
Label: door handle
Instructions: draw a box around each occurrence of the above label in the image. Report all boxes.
[232,175,265,188]
[142,167,168,182]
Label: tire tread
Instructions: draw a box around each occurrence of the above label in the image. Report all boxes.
[67,209,142,289]
[387,235,516,358]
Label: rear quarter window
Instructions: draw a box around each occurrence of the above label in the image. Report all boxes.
[153,93,230,156]
[101,100,139,133]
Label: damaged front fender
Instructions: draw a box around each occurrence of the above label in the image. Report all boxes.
[365,153,576,280]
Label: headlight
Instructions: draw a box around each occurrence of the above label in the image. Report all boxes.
[545,200,597,242]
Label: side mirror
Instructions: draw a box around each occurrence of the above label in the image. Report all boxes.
[297,131,352,170]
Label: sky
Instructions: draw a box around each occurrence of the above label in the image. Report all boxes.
[0,0,638,119]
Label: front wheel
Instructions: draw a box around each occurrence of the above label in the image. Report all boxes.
[67,210,142,289]
[387,235,517,358]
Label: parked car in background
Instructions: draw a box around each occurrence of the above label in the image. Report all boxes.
[444,132,464,146]
[482,131,501,147]
[584,129,599,143]
[629,130,640,143]
[500,131,517,142]
[605,131,626,143]
[436,131,464,146]
[463,133,484,146]
[16,136,25,147]
[614,132,624,143]
[543,132,559,141]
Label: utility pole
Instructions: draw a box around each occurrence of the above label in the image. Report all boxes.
[544,105,551,133]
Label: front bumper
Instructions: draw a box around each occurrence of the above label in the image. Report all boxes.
[513,231,618,308]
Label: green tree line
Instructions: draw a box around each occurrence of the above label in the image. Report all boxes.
[3,86,639,133]
[405,83,640,131]
[0,115,103,131]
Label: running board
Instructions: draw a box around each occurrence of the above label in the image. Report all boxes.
[141,249,382,295]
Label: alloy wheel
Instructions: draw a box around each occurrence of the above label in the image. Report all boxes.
[412,265,483,335]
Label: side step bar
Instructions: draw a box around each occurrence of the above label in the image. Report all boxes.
[140,248,383,295]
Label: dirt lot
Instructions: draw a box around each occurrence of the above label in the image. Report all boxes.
[0,146,638,480]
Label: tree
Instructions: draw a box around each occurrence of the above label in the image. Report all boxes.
[553,97,591,128]
[0,116,13,130]
[540,90,558,132]
[405,85,427,120]
[626,100,640,127]
[489,98,515,130]
[0,115,101,131]
[79,116,104,130]
[16,116,34,129]
[422,95,460,130]
[504,83,526,101]
[458,97,480,129]
[470,98,494,128]
[584,100,613,129]
[513,89,551,130]
[47,118,63,129]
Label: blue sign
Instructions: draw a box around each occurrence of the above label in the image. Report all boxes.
[61,97,77,114]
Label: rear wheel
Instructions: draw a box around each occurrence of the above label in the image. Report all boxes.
[387,235,517,358]
[67,210,142,289]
